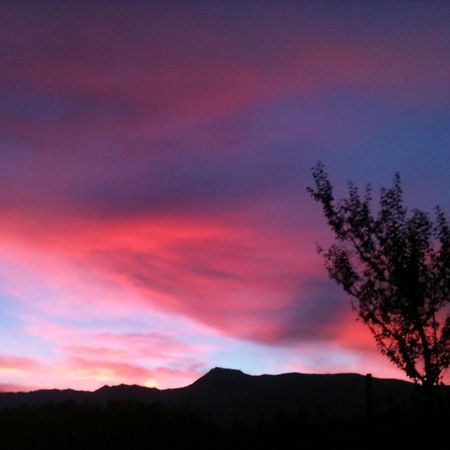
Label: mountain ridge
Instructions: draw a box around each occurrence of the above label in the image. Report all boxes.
[1,368,447,424]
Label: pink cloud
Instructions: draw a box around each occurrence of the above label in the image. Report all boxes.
[1,2,449,165]
[66,357,203,389]
[24,320,208,363]
[0,201,349,349]
[15,319,209,389]
[0,383,37,393]
[0,354,45,392]
[0,355,42,373]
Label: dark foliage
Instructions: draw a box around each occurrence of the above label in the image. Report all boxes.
[308,162,450,387]
[0,397,449,450]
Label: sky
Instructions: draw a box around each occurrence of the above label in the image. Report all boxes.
[0,0,449,391]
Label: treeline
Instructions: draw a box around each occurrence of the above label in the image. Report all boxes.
[0,398,449,449]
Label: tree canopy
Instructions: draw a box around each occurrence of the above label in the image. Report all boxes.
[308,162,450,387]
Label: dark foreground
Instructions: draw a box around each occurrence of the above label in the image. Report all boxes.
[1,370,449,449]
[0,399,449,450]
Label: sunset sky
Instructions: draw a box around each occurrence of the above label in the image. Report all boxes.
[1,1,449,391]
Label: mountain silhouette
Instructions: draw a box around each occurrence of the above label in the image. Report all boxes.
[1,368,447,424]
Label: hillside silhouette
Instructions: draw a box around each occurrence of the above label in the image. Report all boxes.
[1,368,449,449]
[1,368,449,421]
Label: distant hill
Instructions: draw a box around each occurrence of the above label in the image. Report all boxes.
[0,368,447,424]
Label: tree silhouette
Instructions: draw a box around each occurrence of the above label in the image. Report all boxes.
[308,162,450,388]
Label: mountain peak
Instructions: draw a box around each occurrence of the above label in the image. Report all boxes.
[95,383,151,393]
[208,367,245,376]
[95,385,111,392]
[202,367,248,379]
[191,367,249,387]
